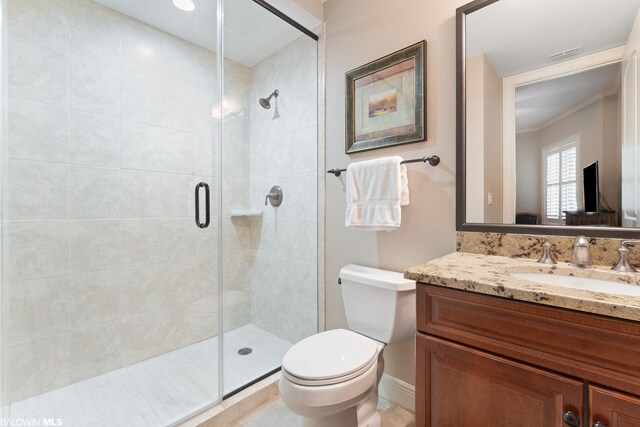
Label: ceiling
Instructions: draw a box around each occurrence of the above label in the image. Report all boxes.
[95,0,309,67]
[466,0,640,78]
[515,62,620,133]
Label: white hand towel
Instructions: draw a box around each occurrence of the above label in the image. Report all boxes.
[345,156,410,231]
[400,164,409,206]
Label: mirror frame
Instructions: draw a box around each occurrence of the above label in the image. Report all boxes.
[456,0,640,238]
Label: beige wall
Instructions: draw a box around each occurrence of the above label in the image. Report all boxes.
[465,55,485,222]
[602,95,621,213]
[324,0,462,386]
[483,56,502,223]
[515,131,541,215]
[292,0,323,22]
[465,53,501,223]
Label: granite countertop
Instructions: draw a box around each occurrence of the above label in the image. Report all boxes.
[405,252,640,322]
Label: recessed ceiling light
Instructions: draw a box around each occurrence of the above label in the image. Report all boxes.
[173,0,195,12]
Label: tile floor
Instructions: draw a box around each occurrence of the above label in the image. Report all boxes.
[9,324,292,427]
[233,396,415,427]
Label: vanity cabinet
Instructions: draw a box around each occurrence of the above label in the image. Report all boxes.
[417,334,583,426]
[590,386,640,427]
[415,284,640,427]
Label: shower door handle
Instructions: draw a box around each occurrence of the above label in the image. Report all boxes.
[195,182,210,229]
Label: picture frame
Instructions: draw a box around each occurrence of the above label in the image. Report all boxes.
[345,40,426,154]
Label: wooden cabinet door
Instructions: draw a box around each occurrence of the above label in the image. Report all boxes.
[416,333,584,427]
[590,385,640,427]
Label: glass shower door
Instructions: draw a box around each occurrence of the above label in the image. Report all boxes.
[220,0,319,396]
[2,0,222,424]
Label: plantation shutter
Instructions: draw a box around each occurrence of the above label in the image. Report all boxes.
[545,142,577,221]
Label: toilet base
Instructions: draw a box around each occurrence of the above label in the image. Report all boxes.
[300,407,357,427]
[299,406,380,427]
[297,349,385,427]
[297,397,381,427]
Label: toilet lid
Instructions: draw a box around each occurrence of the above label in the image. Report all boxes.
[282,329,378,382]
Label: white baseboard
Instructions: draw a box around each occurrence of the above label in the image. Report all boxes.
[379,374,415,413]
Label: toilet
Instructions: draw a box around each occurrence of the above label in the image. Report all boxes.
[279,264,416,427]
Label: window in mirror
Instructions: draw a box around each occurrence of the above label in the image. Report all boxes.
[543,138,578,224]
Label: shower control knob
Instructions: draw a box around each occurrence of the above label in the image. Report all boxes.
[264,185,283,207]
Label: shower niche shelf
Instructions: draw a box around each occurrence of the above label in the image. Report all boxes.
[230,210,263,218]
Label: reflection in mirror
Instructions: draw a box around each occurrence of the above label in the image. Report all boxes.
[463,0,640,231]
[515,63,620,227]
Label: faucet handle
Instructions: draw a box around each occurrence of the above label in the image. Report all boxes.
[574,235,593,247]
[621,240,640,249]
[525,234,557,264]
[612,240,640,272]
[524,234,552,244]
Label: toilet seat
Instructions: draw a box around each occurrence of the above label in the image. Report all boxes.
[282,329,379,386]
[283,355,377,386]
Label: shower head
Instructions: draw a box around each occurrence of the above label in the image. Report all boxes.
[259,89,279,109]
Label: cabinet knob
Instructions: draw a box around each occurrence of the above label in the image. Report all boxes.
[563,411,581,427]
[593,422,607,427]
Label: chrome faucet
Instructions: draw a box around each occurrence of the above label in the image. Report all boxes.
[612,240,640,272]
[570,235,594,268]
[525,235,557,264]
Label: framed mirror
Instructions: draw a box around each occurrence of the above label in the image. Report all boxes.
[456,0,640,238]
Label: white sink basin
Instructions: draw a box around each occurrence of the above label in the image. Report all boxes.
[510,272,640,297]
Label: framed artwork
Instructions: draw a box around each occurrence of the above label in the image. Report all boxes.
[345,41,426,154]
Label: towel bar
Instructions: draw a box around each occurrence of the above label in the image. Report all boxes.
[327,155,440,177]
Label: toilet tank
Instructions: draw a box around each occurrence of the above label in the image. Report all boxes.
[339,264,416,344]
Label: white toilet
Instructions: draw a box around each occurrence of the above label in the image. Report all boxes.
[279,264,416,427]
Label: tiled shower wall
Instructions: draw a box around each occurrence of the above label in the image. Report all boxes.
[248,36,318,344]
[3,0,317,405]
[221,58,253,332]
[2,0,254,402]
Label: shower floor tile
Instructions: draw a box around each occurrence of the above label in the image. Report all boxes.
[9,324,292,427]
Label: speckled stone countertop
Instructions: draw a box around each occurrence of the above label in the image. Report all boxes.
[405,252,640,322]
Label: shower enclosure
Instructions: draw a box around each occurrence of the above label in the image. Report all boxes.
[1,0,319,425]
